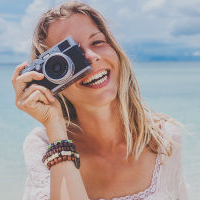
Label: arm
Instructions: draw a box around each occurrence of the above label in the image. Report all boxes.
[46,117,89,200]
[12,63,89,200]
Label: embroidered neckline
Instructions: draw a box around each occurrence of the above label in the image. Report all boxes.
[99,155,162,200]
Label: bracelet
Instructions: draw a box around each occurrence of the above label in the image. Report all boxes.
[42,143,76,162]
[47,139,74,150]
[45,151,80,170]
[43,139,80,169]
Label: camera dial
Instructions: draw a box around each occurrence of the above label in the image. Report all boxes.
[43,53,74,84]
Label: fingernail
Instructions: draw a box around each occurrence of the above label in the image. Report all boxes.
[39,73,44,78]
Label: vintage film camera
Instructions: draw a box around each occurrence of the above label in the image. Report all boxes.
[20,36,92,95]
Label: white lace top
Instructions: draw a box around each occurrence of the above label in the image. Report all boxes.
[22,122,188,200]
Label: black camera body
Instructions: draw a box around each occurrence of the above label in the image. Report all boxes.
[20,36,92,95]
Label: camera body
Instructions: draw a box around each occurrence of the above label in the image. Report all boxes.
[20,36,92,95]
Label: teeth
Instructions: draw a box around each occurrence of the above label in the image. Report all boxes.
[91,76,107,85]
[83,70,108,84]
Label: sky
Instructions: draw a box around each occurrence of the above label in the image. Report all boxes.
[0,0,200,63]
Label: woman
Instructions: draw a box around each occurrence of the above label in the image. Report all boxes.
[12,1,188,200]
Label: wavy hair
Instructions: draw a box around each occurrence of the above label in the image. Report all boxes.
[30,0,175,159]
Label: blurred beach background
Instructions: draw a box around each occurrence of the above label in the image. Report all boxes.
[0,0,200,199]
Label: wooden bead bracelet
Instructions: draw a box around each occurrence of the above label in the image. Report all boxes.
[43,139,80,169]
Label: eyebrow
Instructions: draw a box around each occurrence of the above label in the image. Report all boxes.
[89,31,102,39]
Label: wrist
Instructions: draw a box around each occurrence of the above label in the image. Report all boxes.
[45,117,68,143]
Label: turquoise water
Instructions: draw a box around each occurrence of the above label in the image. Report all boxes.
[0,62,199,199]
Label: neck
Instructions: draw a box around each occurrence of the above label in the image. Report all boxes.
[70,100,126,156]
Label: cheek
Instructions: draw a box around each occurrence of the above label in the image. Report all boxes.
[107,49,120,80]
[100,47,120,83]
[102,47,115,56]
[104,54,119,82]
[98,45,119,65]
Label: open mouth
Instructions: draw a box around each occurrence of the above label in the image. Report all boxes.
[81,70,110,86]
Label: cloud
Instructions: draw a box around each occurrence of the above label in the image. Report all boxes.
[0,0,200,62]
[0,17,7,33]
[142,0,165,12]
[178,6,200,18]
[171,18,200,37]
[117,7,133,18]
[193,51,200,56]
[0,0,60,55]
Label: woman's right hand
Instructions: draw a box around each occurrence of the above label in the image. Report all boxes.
[12,62,64,128]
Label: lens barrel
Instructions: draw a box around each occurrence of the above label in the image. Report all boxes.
[43,53,74,84]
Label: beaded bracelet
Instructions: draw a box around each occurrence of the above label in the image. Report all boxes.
[43,139,80,169]
[45,151,80,169]
[42,143,76,162]
[47,139,74,150]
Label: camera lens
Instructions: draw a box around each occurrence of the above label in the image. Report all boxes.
[43,53,74,84]
[45,55,68,79]
[54,64,61,72]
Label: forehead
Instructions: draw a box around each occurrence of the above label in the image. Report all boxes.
[46,14,100,48]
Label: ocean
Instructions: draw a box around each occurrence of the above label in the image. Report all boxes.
[0,62,199,199]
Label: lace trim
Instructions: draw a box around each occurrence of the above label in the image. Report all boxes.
[99,155,161,200]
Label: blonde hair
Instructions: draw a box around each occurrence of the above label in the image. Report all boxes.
[30,0,175,159]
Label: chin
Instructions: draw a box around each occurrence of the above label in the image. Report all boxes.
[87,89,118,107]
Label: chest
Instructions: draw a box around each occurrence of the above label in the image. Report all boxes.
[79,153,157,200]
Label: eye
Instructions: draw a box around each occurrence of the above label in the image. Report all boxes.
[91,40,105,46]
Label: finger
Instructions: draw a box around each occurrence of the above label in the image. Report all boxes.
[21,84,55,103]
[18,71,44,84]
[26,90,49,107]
[19,90,49,111]
[11,62,28,84]
[14,71,44,98]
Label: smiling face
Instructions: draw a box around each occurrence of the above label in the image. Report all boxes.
[46,14,120,108]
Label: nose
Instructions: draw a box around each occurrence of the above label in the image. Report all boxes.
[84,48,100,65]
